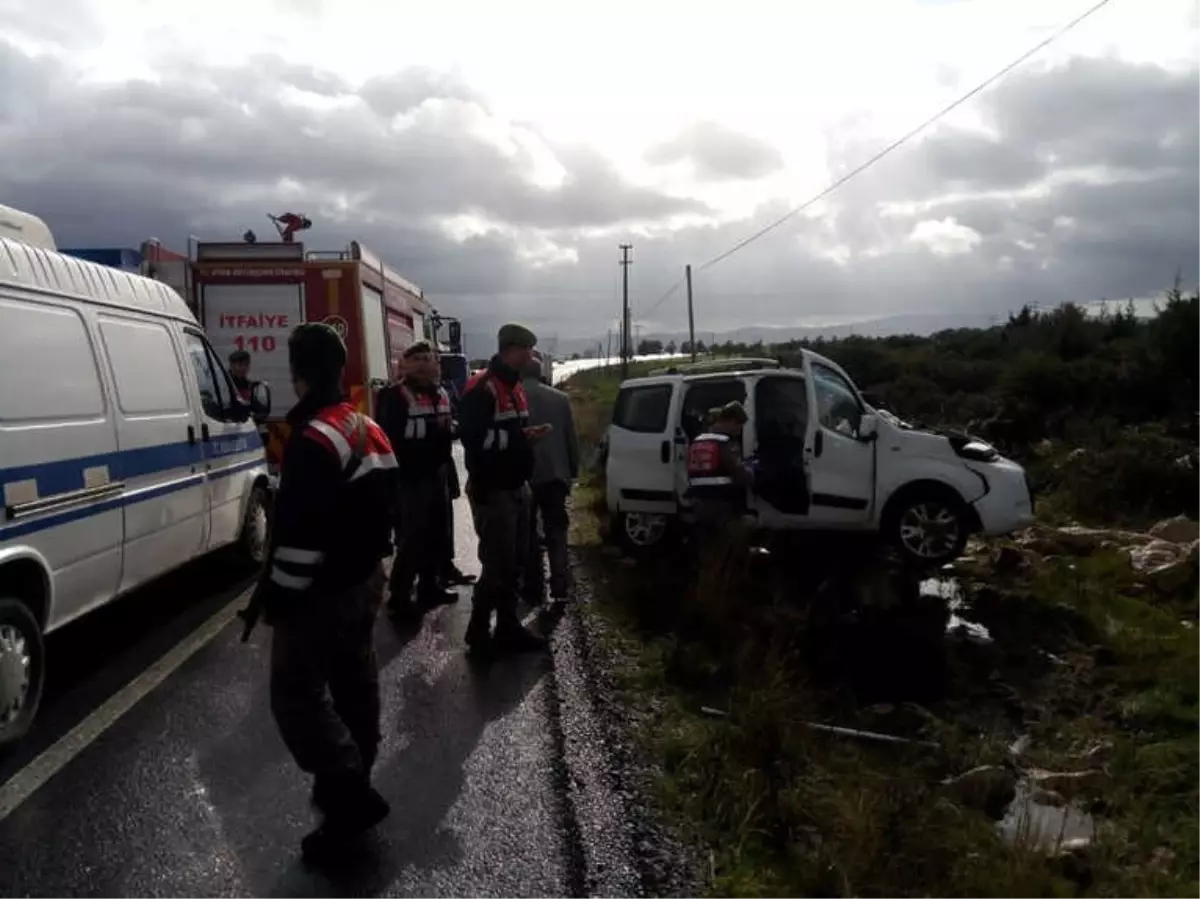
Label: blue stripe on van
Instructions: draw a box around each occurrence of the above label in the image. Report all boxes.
[1,441,266,541]
[0,433,260,498]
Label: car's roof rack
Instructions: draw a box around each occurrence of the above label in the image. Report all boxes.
[647,357,782,377]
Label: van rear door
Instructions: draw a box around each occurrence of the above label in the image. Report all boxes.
[605,382,677,514]
[674,377,748,506]
[0,295,123,628]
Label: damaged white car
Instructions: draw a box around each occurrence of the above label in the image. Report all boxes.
[603,354,1035,566]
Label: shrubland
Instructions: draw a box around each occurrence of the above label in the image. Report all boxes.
[563,289,1199,897]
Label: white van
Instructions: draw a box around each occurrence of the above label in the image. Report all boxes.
[604,354,1034,565]
[0,206,271,745]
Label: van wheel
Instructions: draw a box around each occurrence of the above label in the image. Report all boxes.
[0,599,45,748]
[236,485,272,569]
[617,512,672,555]
[887,488,970,568]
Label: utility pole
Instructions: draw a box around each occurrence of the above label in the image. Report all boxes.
[619,243,632,379]
[605,328,612,365]
[685,264,696,363]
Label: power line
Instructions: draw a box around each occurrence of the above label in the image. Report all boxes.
[638,0,1117,318]
[697,0,1115,273]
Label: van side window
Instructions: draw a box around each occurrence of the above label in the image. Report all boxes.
[612,384,673,433]
[0,298,106,422]
[681,379,746,440]
[183,331,230,420]
[812,363,863,438]
[97,316,190,415]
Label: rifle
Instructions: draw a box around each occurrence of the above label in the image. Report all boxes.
[238,413,369,643]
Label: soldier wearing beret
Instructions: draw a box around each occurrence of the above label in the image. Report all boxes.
[456,323,550,654]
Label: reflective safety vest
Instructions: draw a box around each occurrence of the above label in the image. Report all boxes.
[397,381,452,441]
[464,370,529,452]
[302,402,398,481]
[234,379,269,435]
[686,432,740,499]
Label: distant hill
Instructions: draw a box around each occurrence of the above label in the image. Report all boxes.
[460,298,1165,360]
[548,310,1001,357]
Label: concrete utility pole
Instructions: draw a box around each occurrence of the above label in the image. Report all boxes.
[619,243,632,379]
[685,264,696,362]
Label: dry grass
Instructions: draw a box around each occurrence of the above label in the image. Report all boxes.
[565,363,1199,898]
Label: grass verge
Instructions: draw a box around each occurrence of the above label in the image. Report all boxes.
[565,366,1198,898]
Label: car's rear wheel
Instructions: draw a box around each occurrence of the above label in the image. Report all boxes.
[617,511,672,555]
[0,598,45,748]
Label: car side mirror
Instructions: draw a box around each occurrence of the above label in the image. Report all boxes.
[858,413,879,441]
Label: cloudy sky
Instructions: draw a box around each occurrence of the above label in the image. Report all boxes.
[1,0,1196,346]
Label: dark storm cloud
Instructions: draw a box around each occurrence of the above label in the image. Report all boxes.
[0,42,704,234]
[645,120,785,181]
[0,35,1195,342]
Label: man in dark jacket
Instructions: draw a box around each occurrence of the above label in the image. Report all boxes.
[376,341,458,620]
[520,355,579,604]
[457,323,550,654]
[259,323,398,860]
[229,349,271,446]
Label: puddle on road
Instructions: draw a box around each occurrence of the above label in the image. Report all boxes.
[997,778,1097,851]
[919,577,993,644]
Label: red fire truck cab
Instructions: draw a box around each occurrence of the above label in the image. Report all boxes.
[142,236,433,468]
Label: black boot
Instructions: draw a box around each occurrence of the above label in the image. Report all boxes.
[443,562,477,586]
[303,776,390,862]
[418,582,459,609]
[493,617,547,654]
[387,576,422,622]
[464,608,493,655]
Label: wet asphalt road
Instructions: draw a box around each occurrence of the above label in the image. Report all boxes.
[0,454,635,897]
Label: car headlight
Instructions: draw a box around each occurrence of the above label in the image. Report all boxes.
[954,439,999,462]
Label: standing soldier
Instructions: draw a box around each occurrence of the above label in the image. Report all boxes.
[376,341,458,620]
[254,323,398,860]
[229,349,271,447]
[520,354,580,606]
[458,324,551,654]
[685,401,755,580]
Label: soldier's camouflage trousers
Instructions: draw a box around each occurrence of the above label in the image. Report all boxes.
[269,565,385,781]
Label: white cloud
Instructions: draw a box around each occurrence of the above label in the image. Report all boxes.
[908,217,983,256]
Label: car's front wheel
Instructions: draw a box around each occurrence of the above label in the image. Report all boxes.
[234,484,272,570]
[0,598,45,748]
[886,487,970,568]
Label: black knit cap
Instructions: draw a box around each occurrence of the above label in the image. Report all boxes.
[229,349,251,365]
[288,322,346,387]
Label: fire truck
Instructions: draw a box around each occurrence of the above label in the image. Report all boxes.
[139,216,435,468]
